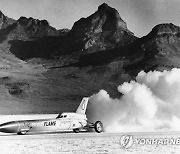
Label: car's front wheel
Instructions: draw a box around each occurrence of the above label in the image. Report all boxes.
[17,130,28,135]
[73,128,80,133]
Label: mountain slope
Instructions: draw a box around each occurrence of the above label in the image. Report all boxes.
[123,23,180,74]
[3,3,136,60]
[66,3,136,54]
[0,4,179,114]
[0,11,15,29]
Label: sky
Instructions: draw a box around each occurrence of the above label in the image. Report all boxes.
[0,0,180,37]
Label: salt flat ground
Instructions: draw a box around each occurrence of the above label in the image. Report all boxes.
[0,132,180,154]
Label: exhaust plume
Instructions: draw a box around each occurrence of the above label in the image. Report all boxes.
[87,68,180,132]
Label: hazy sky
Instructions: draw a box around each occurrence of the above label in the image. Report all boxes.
[0,0,180,37]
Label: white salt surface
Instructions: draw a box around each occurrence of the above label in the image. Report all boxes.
[0,132,180,154]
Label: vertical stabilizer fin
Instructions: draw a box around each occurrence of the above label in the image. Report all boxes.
[76,97,89,114]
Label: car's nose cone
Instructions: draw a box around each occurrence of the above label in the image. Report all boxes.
[0,121,19,133]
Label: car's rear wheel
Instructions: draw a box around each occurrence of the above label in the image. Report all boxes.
[94,121,103,133]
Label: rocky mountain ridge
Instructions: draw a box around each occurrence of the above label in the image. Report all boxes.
[0,11,15,29]
[0,3,137,60]
[67,3,136,54]
[0,3,179,114]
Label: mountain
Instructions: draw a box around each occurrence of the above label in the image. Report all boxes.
[0,3,137,61]
[0,4,179,114]
[123,23,180,74]
[0,11,15,29]
[66,3,136,54]
[0,16,60,41]
[0,15,69,60]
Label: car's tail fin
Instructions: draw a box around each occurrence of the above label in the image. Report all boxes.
[76,97,89,114]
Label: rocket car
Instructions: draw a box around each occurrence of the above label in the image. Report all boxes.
[0,97,103,135]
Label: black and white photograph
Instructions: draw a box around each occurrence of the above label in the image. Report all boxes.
[0,0,180,153]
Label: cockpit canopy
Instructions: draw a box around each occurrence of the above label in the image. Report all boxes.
[56,113,67,119]
[56,112,87,120]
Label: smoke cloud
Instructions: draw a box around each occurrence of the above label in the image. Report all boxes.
[87,68,180,132]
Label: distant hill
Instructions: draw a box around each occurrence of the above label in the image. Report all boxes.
[0,3,179,114]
